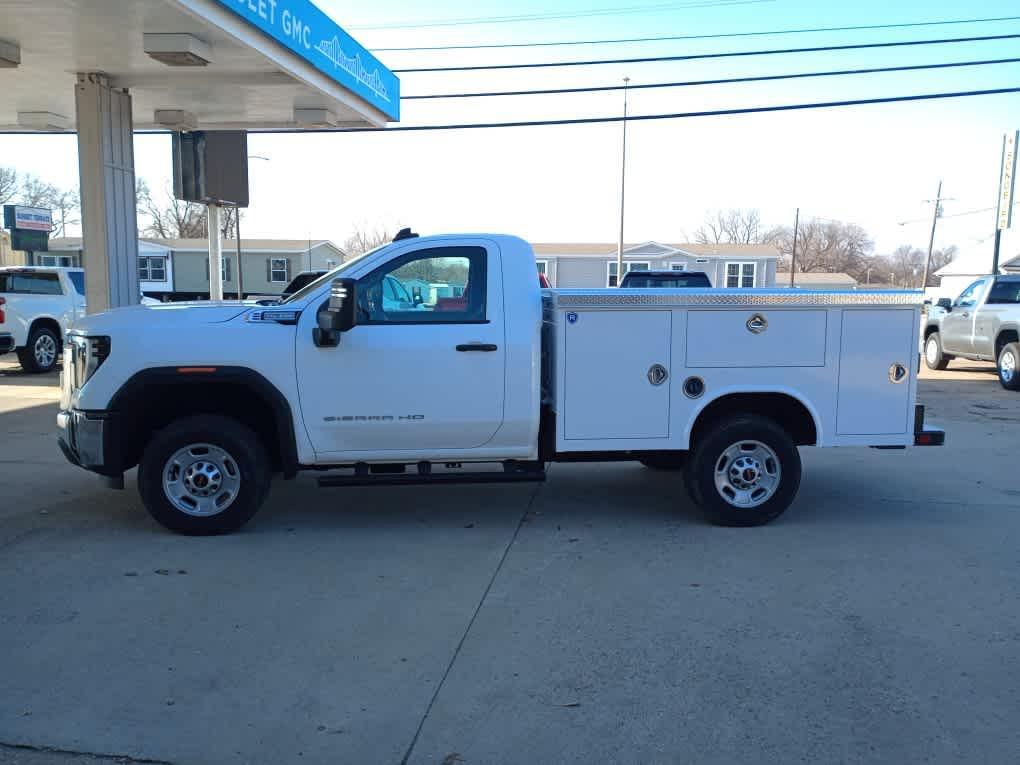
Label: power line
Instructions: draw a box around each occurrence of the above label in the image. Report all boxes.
[254,86,1020,133]
[373,14,1020,51]
[898,200,1020,225]
[404,56,1020,100]
[393,32,1020,73]
[351,0,773,31]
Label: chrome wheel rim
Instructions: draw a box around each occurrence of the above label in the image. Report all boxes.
[162,443,241,517]
[925,337,939,366]
[714,440,782,509]
[1002,350,1017,383]
[34,334,57,367]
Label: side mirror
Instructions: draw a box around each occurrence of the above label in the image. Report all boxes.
[313,278,357,348]
[936,297,952,311]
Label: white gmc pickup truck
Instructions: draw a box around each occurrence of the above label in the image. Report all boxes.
[57,232,944,534]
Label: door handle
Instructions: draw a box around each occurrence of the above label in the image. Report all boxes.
[456,343,498,352]
[960,312,970,318]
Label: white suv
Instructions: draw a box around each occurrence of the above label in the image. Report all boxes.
[0,267,86,373]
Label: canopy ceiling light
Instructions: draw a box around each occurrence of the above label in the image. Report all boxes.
[154,109,198,131]
[17,111,69,130]
[293,108,338,127]
[143,33,211,67]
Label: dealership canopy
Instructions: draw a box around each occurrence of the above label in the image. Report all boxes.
[0,0,399,130]
[0,0,399,311]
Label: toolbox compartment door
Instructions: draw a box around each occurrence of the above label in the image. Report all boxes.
[563,310,672,441]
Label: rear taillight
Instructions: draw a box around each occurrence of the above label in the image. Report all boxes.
[0,297,5,323]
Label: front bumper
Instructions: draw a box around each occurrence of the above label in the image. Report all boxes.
[0,333,14,355]
[57,408,122,476]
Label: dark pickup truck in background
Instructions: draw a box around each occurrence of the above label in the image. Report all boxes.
[620,270,712,289]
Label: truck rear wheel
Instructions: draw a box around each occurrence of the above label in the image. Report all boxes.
[138,415,271,535]
[998,342,1020,391]
[685,415,801,527]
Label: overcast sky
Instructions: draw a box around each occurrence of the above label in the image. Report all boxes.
[2,0,1019,260]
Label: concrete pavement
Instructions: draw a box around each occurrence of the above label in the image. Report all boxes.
[1,358,1017,764]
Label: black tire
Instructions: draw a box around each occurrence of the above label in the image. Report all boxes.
[997,342,1020,391]
[18,325,60,374]
[137,415,271,535]
[640,453,687,471]
[685,414,801,527]
[923,332,950,371]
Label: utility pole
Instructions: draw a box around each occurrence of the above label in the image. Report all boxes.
[615,77,630,287]
[789,207,799,287]
[234,204,244,299]
[208,203,223,301]
[921,180,945,291]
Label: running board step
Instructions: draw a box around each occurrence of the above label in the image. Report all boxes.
[317,470,546,488]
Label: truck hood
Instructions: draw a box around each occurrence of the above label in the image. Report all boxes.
[70,301,252,334]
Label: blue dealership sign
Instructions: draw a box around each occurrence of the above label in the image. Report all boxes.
[214,0,399,121]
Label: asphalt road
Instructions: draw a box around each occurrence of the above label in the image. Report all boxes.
[1,358,1017,765]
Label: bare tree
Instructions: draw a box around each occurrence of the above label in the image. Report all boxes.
[877,244,958,288]
[695,209,767,245]
[220,205,244,240]
[771,218,874,281]
[50,188,81,237]
[0,166,18,206]
[343,224,392,258]
[137,181,208,239]
[19,175,60,208]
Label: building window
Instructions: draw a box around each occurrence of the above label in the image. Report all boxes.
[726,262,756,288]
[670,262,688,271]
[138,256,167,281]
[37,254,77,268]
[203,258,232,282]
[536,260,548,276]
[607,260,650,287]
[269,258,290,283]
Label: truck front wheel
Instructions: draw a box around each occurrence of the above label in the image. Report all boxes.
[685,415,801,527]
[998,342,1020,391]
[924,332,950,371]
[138,415,271,535]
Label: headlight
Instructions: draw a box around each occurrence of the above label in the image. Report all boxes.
[69,335,111,390]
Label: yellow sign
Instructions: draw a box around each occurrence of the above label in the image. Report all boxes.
[998,131,1018,231]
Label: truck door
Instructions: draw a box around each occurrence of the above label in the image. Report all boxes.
[295,243,507,458]
[940,279,984,355]
[974,279,1018,359]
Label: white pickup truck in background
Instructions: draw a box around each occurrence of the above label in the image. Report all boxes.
[0,266,86,373]
[56,232,945,535]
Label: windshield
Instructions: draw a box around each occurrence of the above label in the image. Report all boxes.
[282,243,393,304]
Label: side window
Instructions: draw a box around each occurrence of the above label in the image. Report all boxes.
[67,272,86,295]
[956,280,984,308]
[986,281,1020,305]
[358,246,486,324]
[9,273,63,294]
